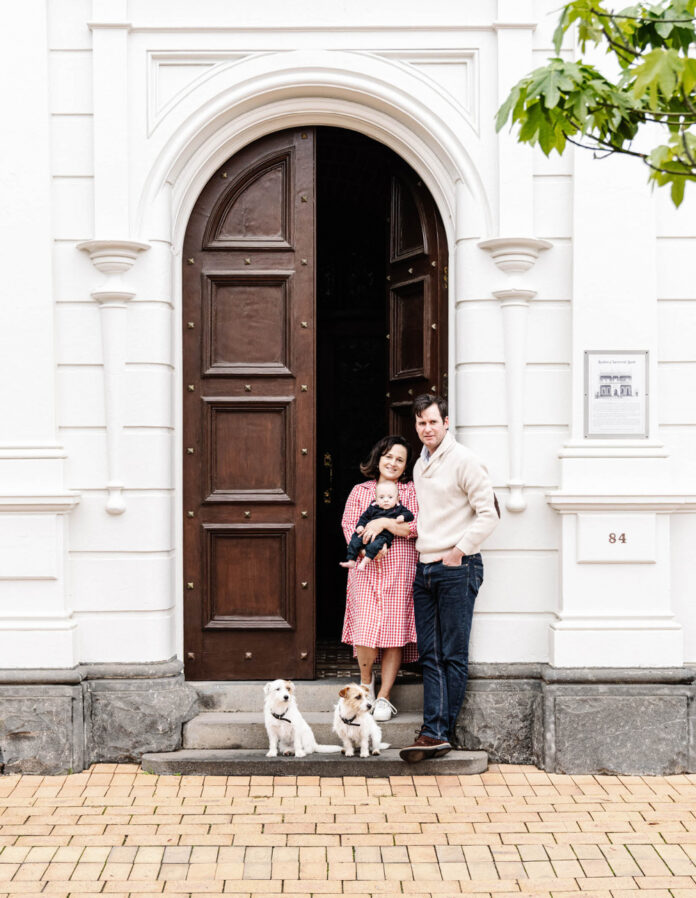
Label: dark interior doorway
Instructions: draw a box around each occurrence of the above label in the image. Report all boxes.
[315,128,390,640]
[315,128,448,641]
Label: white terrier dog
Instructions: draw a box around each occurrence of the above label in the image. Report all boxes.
[332,683,390,758]
[263,679,341,758]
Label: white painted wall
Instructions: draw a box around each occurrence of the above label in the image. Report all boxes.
[0,0,693,668]
[655,189,696,662]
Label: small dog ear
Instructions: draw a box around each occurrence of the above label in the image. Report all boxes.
[263,681,272,695]
[285,680,294,693]
[339,686,349,698]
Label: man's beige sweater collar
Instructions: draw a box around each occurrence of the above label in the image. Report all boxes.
[418,430,456,475]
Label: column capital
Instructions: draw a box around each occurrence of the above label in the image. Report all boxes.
[478,236,552,273]
[77,239,149,275]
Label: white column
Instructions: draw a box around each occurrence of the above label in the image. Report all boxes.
[478,240,550,511]
[77,241,149,513]
[0,0,79,667]
[547,140,682,667]
[82,2,150,513]
[477,1,552,513]
[494,0,536,236]
[90,0,131,238]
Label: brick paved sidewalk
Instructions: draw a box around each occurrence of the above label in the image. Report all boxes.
[1,764,696,898]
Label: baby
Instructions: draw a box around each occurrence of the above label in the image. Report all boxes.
[340,481,414,571]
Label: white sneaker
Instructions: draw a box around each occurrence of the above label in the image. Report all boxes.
[360,674,376,702]
[372,697,397,722]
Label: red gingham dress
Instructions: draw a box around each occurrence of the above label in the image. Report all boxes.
[340,480,419,662]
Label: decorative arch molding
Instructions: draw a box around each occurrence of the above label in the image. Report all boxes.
[136,50,493,244]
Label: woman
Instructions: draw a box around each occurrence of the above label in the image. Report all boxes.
[340,435,419,722]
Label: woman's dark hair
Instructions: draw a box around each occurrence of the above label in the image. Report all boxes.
[359,435,413,482]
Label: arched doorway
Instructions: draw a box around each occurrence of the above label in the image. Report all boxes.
[182,127,448,680]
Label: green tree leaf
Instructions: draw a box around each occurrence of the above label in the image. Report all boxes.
[497,0,696,207]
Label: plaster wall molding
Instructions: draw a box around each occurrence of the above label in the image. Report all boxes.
[546,492,696,513]
[77,240,150,515]
[558,440,669,459]
[0,495,80,514]
[0,445,67,460]
[479,237,551,512]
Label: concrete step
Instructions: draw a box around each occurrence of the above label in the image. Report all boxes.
[183,710,422,750]
[141,748,488,777]
[193,679,423,713]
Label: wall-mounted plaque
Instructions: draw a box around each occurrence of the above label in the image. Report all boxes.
[584,350,648,438]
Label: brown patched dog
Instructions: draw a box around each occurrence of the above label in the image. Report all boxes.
[332,683,390,758]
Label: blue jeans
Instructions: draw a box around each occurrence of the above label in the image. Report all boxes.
[413,555,484,741]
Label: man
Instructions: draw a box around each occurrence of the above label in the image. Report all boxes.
[399,395,499,763]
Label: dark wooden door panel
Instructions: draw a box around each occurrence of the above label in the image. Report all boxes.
[203,151,294,249]
[203,524,295,629]
[183,128,315,680]
[390,277,430,381]
[203,397,295,504]
[202,273,293,375]
[387,168,448,454]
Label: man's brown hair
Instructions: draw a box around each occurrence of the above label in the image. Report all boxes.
[413,394,448,420]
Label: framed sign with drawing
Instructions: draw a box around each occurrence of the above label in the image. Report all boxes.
[584,350,649,439]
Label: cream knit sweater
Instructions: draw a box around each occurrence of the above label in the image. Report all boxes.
[414,431,499,562]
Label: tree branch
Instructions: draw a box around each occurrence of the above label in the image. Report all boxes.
[681,130,696,167]
[589,7,696,23]
[681,89,696,116]
[599,23,641,60]
[567,133,696,178]
[566,133,648,160]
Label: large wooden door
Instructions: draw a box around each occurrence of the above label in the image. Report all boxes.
[183,129,316,680]
[386,162,448,455]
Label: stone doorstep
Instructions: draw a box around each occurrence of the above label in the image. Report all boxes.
[183,710,423,750]
[193,679,425,712]
[164,679,490,776]
[141,747,488,776]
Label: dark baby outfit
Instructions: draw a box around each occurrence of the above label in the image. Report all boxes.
[345,502,415,561]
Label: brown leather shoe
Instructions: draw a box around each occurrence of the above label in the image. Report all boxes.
[399,732,452,763]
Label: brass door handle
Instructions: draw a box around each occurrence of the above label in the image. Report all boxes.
[323,451,333,505]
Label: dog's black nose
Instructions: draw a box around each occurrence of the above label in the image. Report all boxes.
[282,694,289,701]
[366,702,372,711]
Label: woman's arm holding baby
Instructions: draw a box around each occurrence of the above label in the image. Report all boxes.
[361,512,412,542]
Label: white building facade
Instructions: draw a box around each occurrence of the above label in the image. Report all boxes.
[2,0,696,774]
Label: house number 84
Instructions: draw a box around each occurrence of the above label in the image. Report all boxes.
[608,533,627,543]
